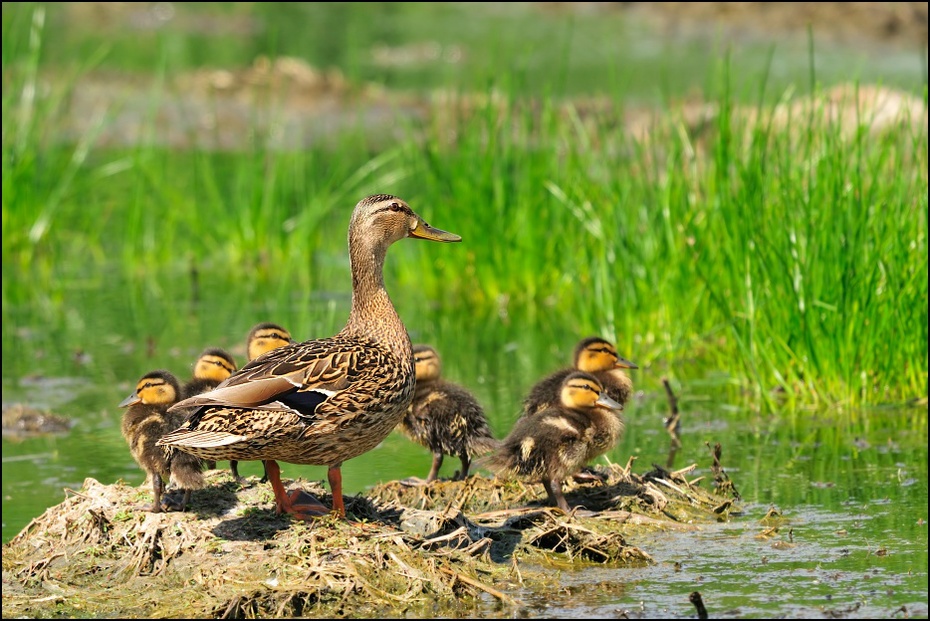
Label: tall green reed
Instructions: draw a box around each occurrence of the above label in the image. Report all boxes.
[2,3,925,408]
[393,78,928,408]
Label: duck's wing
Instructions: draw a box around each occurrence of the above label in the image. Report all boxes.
[167,336,360,419]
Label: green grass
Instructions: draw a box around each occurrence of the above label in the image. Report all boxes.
[2,3,927,409]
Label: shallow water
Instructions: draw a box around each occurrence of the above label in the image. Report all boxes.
[2,320,927,618]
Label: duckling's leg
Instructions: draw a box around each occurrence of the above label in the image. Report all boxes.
[263,460,331,519]
[150,473,164,513]
[453,452,470,481]
[163,488,193,512]
[542,478,571,513]
[426,452,444,483]
[229,460,242,481]
[572,465,607,483]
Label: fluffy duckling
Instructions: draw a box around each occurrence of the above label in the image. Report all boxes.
[398,344,499,483]
[246,322,295,362]
[180,348,238,472]
[522,336,637,418]
[484,371,623,513]
[119,370,205,512]
[181,348,238,400]
[233,322,295,482]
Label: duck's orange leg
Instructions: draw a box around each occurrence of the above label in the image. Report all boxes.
[263,460,330,519]
[327,463,345,519]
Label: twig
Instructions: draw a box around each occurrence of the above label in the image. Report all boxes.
[439,566,519,605]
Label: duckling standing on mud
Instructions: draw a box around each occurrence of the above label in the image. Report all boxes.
[398,344,499,483]
[484,371,624,513]
[179,348,238,473]
[522,336,637,418]
[119,370,205,512]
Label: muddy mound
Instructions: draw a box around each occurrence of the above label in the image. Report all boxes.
[2,458,740,618]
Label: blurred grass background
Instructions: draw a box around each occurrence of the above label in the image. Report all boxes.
[2,2,928,410]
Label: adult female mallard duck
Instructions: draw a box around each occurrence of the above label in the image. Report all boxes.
[157,194,461,519]
[521,336,637,418]
[398,343,499,484]
[229,322,295,482]
[119,370,205,512]
[484,371,623,513]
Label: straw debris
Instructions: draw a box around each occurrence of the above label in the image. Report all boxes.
[3,454,741,618]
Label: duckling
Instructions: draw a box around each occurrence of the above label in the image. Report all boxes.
[522,336,637,418]
[231,321,295,482]
[484,371,623,513]
[246,321,295,362]
[119,370,205,512]
[157,194,461,520]
[181,347,238,400]
[398,344,499,483]
[179,347,238,473]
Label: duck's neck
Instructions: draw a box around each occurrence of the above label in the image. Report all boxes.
[340,235,412,361]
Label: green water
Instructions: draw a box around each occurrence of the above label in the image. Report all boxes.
[2,266,927,617]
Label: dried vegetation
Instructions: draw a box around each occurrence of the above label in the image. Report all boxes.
[3,452,740,618]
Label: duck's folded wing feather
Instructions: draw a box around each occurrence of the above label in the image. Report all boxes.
[167,340,358,415]
[158,428,249,448]
[169,369,306,410]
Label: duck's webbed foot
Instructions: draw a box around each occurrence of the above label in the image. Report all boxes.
[162,489,193,512]
[285,489,331,519]
[572,465,607,483]
[264,460,336,520]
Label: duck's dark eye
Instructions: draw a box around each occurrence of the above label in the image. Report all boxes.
[390,202,402,211]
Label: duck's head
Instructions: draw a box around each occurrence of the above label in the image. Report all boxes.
[574,336,638,373]
[119,370,181,408]
[246,322,294,361]
[348,194,462,251]
[559,371,623,412]
[193,348,237,383]
[412,344,442,382]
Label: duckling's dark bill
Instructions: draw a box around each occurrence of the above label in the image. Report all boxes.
[410,222,462,243]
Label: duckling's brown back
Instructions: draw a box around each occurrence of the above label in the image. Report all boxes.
[485,406,592,481]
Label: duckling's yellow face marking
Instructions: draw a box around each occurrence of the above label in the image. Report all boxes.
[576,340,638,372]
[559,375,606,409]
[577,341,620,373]
[129,377,177,406]
[194,354,237,383]
[248,327,293,361]
[413,345,442,382]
